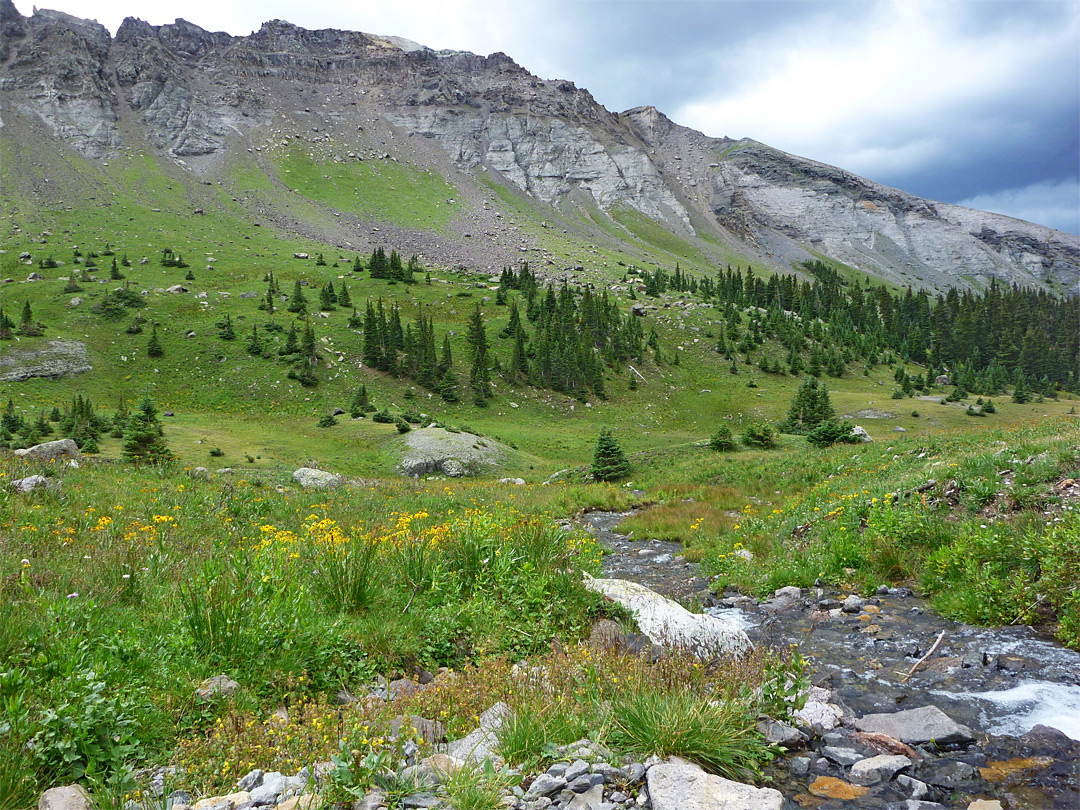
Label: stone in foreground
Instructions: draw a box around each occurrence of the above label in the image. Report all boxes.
[39,785,91,810]
[647,762,783,810]
[584,575,751,658]
[447,702,510,766]
[855,705,976,747]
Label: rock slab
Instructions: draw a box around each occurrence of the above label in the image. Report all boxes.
[647,762,783,810]
[14,438,82,462]
[39,786,91,810]
[855,705,976,747]
[292,468,343,489]
[584,575,751,658]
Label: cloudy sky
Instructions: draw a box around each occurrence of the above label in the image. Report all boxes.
[13,0,1080,234]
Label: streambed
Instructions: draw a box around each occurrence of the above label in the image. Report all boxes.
[578,510,1080,809]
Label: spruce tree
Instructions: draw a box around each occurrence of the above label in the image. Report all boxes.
[319,282,336,311]
[121,396,173,464]
[591,427,630,481]
[219,314,236,341]
[466,304,490,406]
[337,281,351,308]
[246,324,263,355]
[288,279,308,314]
[708,424,736,451]
[147,325,164,357]
[780,375,835,434]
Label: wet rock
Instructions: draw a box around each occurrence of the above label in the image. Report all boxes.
[855,705,976,747]
[789,757,811,776]
[849,753,911,785]
[886,802,946,810]
[806,776,868,800]
[757,718,807,749]
[895,774,929,799]
[966,803,1003,810]
[842,594,864,613]
[761,586,802,613]
[647,762,783,809]
[920,759,977,788]
[793,686,844,732]
[822,746,862,767]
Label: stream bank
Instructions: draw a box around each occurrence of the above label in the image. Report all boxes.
[578,510,1080,809]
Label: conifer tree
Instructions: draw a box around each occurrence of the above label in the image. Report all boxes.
[337,281,351,309]
[709,424,736,451]
[466,304,490,406]
[591,427,630,481]
[437,335,458,402]
[280,324,299,356]
[780,375,835,434]
[219,314,236,341]
[246,324,263,355]
[288,279,308,314]
[319,282,336,311]
[121,396,173,464]
[147,325,164,357]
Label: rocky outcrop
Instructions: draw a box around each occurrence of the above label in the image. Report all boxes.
[399,427,504,477]
[292,467,343,489]
[0,340,92,381]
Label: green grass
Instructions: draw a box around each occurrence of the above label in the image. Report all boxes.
[276,148,461,230]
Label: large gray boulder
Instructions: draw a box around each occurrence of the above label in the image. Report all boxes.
[292,467,343,489]
[399,427,504,478]
[647,762,783,810]
[14,438,82,462]
[584,575,751,658]
[855,705,976,747]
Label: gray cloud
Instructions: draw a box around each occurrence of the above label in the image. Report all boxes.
[12,0,1079,234]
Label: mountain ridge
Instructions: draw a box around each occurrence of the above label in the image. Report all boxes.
[2,1,1077,294]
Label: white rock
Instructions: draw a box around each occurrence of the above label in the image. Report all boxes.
[38,785,92,810]
[793,686,844,732]
[292,467,343,489]
[647,762,783,810]
[448,702,510,766]
[851,425,873,442]
[584,575,751,658]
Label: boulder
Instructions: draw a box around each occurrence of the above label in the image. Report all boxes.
[39,785,92,810]
[448,702,510,766]
[584,575,751,658]
[647,762,783,810]
[855,705,976,747]
[851,425,873,442]
[196,675,240,702]
[166,284,189,293]
[292,468,343,489]
[793,686,844,732]
[399,427,505,478]
[14,438,82,462]
[849,754,911,785]
[12,475,55,493]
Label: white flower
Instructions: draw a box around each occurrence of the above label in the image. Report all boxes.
[67,592,78,599]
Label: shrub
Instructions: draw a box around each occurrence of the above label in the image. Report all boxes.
[317,414,338,428]
[806,420,856,448]
[741,422,777,449]
[708,424,737,452]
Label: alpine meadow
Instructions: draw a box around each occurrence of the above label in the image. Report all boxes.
[1,4,1079,810]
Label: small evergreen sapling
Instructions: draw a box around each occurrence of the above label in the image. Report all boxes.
[591,427,630,481]
[708,424,736,452]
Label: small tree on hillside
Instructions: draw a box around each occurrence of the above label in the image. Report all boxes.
[122,396,173,464]
[708,424,737,452]
[147,325,164,358]
[779,375,835,434]
[591,427,630,481]
[288,280,308,314]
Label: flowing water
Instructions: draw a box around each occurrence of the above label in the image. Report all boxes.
[578,510,1080,808]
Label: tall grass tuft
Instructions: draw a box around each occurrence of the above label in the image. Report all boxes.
[609,686,766,779]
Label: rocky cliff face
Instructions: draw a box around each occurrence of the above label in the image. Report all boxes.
[1,1,1077,293]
